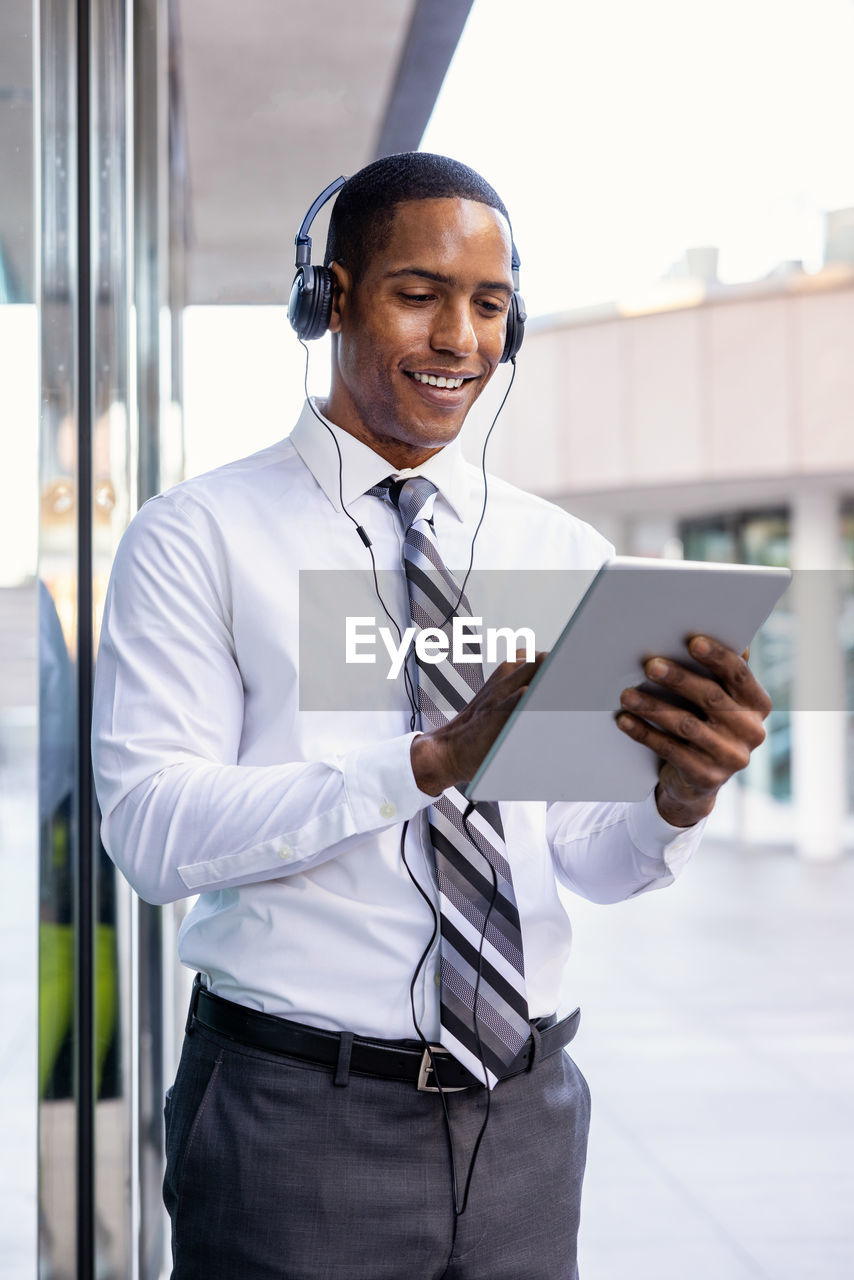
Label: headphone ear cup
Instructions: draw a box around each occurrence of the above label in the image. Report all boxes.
[501,291,526,363]
[287,266,309,338]
[288,265,335,341]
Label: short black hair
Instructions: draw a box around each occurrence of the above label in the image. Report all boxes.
[323,152,512,280]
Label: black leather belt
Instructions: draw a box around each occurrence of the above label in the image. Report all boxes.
[189,976,580,1092]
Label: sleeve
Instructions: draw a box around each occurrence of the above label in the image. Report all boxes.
[91,494,433,906]
[546,790,707,904]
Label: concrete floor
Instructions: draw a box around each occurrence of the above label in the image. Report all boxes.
[2,818,853,1277]
[562,840,854,1280]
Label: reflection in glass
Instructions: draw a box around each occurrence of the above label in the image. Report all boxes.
[37,0,80,1267]
[0,0,39,1271]
[91,0,134,1274]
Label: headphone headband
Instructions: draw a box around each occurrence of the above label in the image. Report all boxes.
[288,175,525,360]
[294,175,347,267]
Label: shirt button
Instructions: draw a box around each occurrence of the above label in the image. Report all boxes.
[278,844,293,860]
[379,801,396,819]
[434,971,441,989]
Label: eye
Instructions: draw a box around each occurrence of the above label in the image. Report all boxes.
[399,291,435,304]
[476,298,507,315]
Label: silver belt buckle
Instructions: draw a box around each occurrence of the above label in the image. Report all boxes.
[417,1045,470,1093]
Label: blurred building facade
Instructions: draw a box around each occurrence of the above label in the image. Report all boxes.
[479,261,854,863]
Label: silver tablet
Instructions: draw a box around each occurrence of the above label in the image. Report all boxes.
[465,557,791,803]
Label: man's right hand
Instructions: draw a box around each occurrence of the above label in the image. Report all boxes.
[410,651,547,796]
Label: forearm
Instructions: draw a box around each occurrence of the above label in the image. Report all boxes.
[98,733,430,905]
[92,494,436,903]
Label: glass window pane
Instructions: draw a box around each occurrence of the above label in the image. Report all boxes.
[0,0,39,1272]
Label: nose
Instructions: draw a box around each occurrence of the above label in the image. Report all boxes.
[429,297,478,358]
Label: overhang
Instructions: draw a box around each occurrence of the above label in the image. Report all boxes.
[174,0,474,303]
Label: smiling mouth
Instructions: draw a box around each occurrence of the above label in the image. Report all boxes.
[403,371,475,391]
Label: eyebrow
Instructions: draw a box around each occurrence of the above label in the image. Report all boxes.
[384,266,513,295]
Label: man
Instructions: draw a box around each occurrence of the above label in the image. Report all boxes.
[92,153,770,1279]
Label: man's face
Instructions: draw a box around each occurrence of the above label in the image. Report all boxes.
[325,197,515,468]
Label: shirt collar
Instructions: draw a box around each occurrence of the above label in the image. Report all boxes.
[289,398,471,522]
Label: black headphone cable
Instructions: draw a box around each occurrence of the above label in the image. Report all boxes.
[438,356,517,630]
[397,805,499,1280]
[300,340,419,726]
[298,342,516,1232]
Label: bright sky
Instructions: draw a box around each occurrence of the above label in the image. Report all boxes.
[183,0,854,475]
[422,0,854,317]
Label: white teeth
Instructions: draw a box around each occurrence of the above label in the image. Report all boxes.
[411,372,464,388]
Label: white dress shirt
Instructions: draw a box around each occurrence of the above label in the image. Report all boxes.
[92,399,705,1040]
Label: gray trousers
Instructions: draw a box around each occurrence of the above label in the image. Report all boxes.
[163,1018,591,1279]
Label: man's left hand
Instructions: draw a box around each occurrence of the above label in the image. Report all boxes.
[616,635,773,828]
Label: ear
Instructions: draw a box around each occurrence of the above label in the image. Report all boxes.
[327,261,352,334]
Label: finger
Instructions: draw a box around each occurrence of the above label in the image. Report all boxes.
[498,648,547,679]
[621,683,767,751]
[615,712,733,790]
[619,687,763,760]
[512,648,548,667]
[516,649,548,668]
[504,685,530,714]
[644,650,771,721]
[686,636,772,716]
[641,656,737,723]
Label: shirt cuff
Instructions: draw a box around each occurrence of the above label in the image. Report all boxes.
[627,788,707,880]
[342,730,437,831]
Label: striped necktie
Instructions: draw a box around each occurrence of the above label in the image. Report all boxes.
[368,475,530,1088]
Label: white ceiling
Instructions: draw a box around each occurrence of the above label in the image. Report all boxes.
[175,0,472,304]
[0,0,472,306]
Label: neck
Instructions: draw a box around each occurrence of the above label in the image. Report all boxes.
[317,396,445,471]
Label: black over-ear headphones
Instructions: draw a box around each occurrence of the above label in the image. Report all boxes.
[287,174,527,362]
